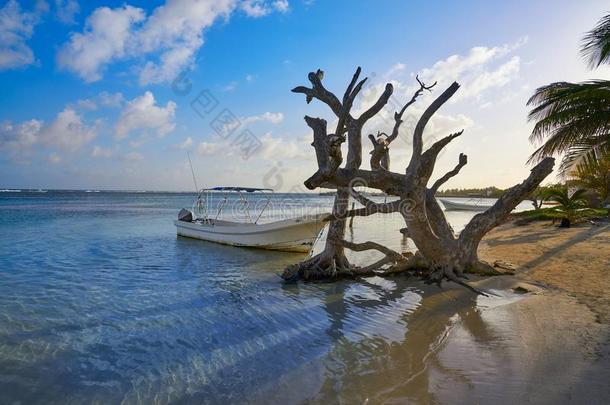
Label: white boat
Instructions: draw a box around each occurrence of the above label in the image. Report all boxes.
[438,198,493,211]
[175,187,328,253]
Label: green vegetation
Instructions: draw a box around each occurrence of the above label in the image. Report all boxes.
[513,185,607,227]
[527,13,610,174]
[513,207,608,223]
[545,188,588,227]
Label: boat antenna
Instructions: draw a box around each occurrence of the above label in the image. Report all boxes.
[187,152,199,195]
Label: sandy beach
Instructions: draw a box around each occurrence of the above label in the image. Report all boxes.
[480,220,610,324]
[471,220,610,403]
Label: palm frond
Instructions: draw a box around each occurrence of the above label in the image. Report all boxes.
[581,13,610,69]
[527,80,610,173]
[559,136,610,173]
[572,148,610,201]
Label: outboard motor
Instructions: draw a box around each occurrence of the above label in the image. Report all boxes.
[178,208,193,222]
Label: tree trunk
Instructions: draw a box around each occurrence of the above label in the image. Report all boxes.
[281,188,351,281]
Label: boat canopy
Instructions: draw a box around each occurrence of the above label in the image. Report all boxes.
[203,187,273,193]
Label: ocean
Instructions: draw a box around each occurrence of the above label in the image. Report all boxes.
[0,190,532,404]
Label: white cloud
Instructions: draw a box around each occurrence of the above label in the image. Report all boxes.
[91,145,113,158]
[223,81,238,92]
[55,0,79,24]
[240,0,269,17]
[197,141,220,156]
[241,0,289,17]
[195,131,309,161]
[76,98,97,110]
[57,0,290,84]
[452,56,520,100]
[273,0,289,13]
[123,151,144,161]
[128,139,145,148]
[0,0,45,70]
[115,91,176,140]
[258,132,309,159]
[57,5,145,83]
[40,107,98,151]
[0,119,43,150]
[245,74,255,82]
[417,37,527,101]
[136,0,236,85]
[349,37,526,163]
[48,153,62,164]
[177,137,193,149]
[241,111,284,125]
[76,91,124,111]
[385,62,406,78]
[99,91,124,107]
[0,107,97,155]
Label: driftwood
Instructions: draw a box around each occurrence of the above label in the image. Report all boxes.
[283,67,555,294]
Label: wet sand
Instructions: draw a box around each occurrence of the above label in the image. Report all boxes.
[480,221,610,324]
[474,221,610,403]
[267,221,610,404]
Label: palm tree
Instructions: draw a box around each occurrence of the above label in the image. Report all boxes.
[528,13,610,173]
[529,185,554,210]
[546,188,588,227]
[573,150,610,205]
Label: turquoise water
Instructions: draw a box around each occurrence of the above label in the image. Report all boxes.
[0,191,532,403]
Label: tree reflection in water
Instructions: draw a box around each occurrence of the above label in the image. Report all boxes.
[313,277,501,404]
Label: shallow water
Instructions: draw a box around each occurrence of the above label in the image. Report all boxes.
[0,190,573,404]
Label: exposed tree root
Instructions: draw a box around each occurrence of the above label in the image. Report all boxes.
[423,265,490,296]
[282,243,493,296]
[281,250,352,282]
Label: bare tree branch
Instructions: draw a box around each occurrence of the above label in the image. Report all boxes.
[343,67,367,108]
[349,187,376,207]
[418,130,464,180]
[369,77,437,171]
[430,153,468,193]
[335,200,402,219]
[343,67,362,105]
[408,82,460,167]
[292,69,343,116]
[309,167,408,195]
[335,239,404,260]
[335,67,367,136]
[317,187,401,219]
[459,157,555,244]
[356,83,394,125]
[387,75,437,143]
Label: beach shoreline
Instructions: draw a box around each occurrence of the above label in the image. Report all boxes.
[480,220,610,324]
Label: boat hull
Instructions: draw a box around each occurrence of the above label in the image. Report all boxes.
[174,214,328,253]
[438,198,492,212]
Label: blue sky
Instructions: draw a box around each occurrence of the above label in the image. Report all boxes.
[1,0,609,191]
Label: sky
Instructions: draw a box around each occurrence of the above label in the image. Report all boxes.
[1,0,609,192]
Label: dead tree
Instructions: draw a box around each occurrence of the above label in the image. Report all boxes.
[282,67,554,293]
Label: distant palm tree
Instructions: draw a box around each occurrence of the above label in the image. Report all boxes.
[529,185,554,210]
[546,188,588,227]
[528,13,610,173]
